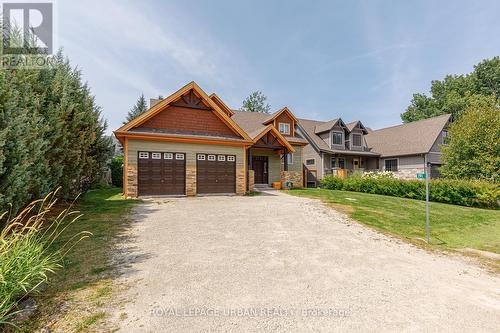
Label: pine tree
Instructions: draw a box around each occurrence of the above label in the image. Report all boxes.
[240,91,271,113]
[124,94,147,123]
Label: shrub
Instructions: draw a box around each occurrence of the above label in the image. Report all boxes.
[109,156,124,188]
[0,190,90,326]
[320,175,499,209]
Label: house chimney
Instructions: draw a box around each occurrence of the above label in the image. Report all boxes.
[149,98,162,108]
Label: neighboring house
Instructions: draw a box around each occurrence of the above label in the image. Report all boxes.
[297,114,451,185]
[297,118,380,187]
[114,81,306,197]
[365,114,451,179]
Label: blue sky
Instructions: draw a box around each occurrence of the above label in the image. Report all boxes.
[58,0,500,133]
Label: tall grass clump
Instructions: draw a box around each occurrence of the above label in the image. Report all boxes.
[0,190,90,326]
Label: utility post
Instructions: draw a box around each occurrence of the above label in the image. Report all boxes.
[425,162,431,243]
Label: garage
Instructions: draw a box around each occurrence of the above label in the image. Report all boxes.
[137,151,186,196]
[196,153,236,194]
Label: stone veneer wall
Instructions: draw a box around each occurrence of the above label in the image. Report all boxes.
[392,168,425,180]
[248,170,255,192]
[280,171,303,188]
[126,139,246,197]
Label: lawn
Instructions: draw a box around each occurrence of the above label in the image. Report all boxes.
[18,187,140,332]
[289,189,500,254]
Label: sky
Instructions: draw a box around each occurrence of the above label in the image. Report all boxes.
[56,0,500,134]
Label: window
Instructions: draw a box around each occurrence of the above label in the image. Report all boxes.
[227,155,235,162]
[197,154,206,161]
[281,153,293,164]
[352,134,362,147]
[279,123,290,135]
[164,153,173,160]
[331,157,336,168]
[218,155,226,161]
[442,130,449,144]
[152,152,161,159]
[338,158,345,169]
[208,155,216,161]
[385,159,398,172]
[175,153,184,160]
[306,159,315,166]
[139,152,149,159]
[331,132,343,145]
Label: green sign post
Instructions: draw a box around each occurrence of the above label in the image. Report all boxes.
[416,173,426,179]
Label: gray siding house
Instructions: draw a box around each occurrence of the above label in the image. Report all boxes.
[297,114,451,186]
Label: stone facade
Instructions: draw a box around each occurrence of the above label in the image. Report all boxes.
[280,171,303,189]
[126,164,138,197]
[247,170,255,192]
[392,168,425,180]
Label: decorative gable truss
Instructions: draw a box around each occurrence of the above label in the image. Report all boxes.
[115,82,252,144]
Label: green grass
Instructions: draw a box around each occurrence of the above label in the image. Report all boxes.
[17,187,140,332]
[289,189,500,254]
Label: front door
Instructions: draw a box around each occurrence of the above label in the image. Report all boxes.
[252,156,268,184]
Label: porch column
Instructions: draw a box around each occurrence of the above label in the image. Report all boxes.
[283,148,288,171]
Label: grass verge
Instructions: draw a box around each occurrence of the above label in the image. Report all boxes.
[16,187,140,332]
[289,189,500,254]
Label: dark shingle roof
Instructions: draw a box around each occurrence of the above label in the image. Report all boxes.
[365,114,451,157]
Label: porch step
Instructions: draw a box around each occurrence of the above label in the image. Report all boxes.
[254,184,273,190]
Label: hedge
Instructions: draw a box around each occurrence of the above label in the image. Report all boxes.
[320,175,500,209]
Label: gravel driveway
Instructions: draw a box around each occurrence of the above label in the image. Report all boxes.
[111,191,500,332]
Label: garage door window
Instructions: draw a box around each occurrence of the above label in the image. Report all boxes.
[139,152,149,159]
[152,153,161,159]
[208,155,216,161]
[218,155,226,161]
[175,153,185,160]
[227,156,235,162]
[164,153,173,160]
[197,154,206,160]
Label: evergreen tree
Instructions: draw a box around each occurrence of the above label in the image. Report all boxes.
[0,30,112,214]
[124,94,147,123]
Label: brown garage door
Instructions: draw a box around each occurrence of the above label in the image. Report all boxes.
[196,154,236,194]
[138,151,185,196]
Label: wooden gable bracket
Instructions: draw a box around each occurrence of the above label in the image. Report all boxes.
[252,125,295,153]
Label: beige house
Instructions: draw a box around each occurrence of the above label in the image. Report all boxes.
[297,114,451,186]
[114,81,306,197]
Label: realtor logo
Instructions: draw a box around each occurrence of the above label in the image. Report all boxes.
[2,2,53,54]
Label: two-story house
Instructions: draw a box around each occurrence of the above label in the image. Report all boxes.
[297,114,451,186]
[297,118,380,186]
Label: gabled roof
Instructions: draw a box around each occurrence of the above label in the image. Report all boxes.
[209,93,235,116]
[263,107,299,125]
[314,118,348,134]
[252,125,296,153]
[365,114,451,157]
[115,81,251,141]
[346,120,368,134]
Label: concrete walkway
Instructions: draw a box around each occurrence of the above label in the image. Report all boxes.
[110,191,500,332]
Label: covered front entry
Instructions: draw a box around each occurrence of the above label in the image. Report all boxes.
[137,151,186,196]
[196,153,236,194]
[252,156,268,184]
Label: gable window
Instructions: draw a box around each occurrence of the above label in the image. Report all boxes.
[279,123,290,135]
[352,134,362,147]
[442,130,449,144]
[385,159,398,172]
[306,159,315,166]
[331,132,343,145]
